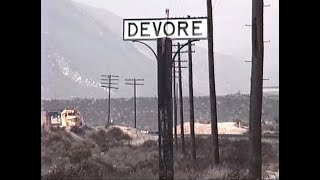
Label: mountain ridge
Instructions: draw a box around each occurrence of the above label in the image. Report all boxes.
[41,0,277,99]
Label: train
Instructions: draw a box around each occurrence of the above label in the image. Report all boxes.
[41,108,84,128]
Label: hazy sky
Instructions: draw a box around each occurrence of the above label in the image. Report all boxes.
[72,0,279,85]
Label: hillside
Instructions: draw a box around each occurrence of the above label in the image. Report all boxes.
[41,0,157,99]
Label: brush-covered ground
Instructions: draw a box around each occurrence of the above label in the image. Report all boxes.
[41,125,279,180]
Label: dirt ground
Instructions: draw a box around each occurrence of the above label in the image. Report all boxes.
[175,122,248,134]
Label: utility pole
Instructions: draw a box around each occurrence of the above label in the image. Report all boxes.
[125,78,144,128]
[172,61,178,149]
[188,37,196,162]
[157,37,173,180]
[206,0,220,165]
[172,65,187,150]
[172,43,191,151]
[248,0,264,179]
[172,41,194,154]
[177,42,185,155]
[100,74,119,127]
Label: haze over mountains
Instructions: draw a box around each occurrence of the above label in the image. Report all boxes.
[41,0,278,99]
[42,0,157,99]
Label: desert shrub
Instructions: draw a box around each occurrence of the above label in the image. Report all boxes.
[89,127,131,145]
[69,142,92,164]
[105,146,137,170]
[106,127,132,141]
[77,158,115,178]
[47,133,63,143]
[70,126,85,136]
[41,129,74,166]
[133,154,158,174]
[41,155,52,166]
[89,129,109,146]
[175,137,278,173]
[141,139,158,149]
[262,123,276,131]
[124,168,157,180]
[49,126,69,134]
[262,143,279,164]
[200,165,232,180]
[42,157,115,180]
[174,154,197,170]
[188,138,249,167]
[219,140,249,166]
[88,129,127,152]
[49,126,58,132]
[81,139,96,149]
[103,145,158,176]
[48,140,71,156]
[43,128,73,144]
[42,124,278,180]
[42,166,78,180]
[174,168,200,180]
[81,125,93,131]
[200,165,247,180]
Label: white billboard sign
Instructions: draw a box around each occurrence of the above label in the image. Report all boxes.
[123,17,208,41]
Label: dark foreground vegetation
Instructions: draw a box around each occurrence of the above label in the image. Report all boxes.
[41,126,279,180]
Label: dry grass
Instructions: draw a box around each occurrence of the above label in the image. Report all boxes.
[199,165,248,180]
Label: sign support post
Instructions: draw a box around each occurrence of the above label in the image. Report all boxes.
[157,37,173,180]
[123,16,207,180]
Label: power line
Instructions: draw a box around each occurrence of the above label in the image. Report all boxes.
[125,78,144,129]
[100,74,119,127]
[187,36,197,162]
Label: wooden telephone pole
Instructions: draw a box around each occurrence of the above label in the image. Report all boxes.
[125,78,144,128]
[188,39,196,162]
[100,75,119,126]
[249,0,264,179]
[172,61,178,149]
[172,43,194,152]
[206,0,220,165]
[177,42,185,155]
[157,37,173,180]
